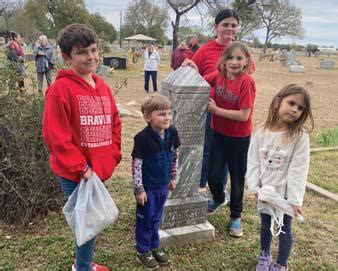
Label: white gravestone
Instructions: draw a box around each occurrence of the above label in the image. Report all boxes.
[159,66,215,247]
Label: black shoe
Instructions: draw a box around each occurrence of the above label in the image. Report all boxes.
[152,248,170,265]
[137,251,159,269]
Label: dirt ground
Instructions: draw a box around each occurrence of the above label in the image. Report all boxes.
[109,50,338,132]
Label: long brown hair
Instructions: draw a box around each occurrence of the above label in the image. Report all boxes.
[265,84,314,140]
[217,41,252,78]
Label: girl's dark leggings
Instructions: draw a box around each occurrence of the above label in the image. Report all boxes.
[260,213,293,266]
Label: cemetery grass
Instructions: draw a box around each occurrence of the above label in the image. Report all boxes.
[0,117,337,270]
[308,151,338,194]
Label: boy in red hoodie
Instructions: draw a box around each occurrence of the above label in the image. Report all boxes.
[42,24,121,271]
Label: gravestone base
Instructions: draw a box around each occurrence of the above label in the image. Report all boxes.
[159,221,215,247]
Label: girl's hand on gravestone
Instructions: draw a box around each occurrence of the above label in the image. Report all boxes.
[168,181,176,191]
[181,58,199,72]
[208,98,219,114]
[136,192,147,206]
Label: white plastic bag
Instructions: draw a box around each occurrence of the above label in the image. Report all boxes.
[63,172,119,246]
[258,186,303,236]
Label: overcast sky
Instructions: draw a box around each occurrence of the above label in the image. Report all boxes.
[84,0,338,47]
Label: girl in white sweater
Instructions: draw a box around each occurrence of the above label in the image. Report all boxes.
[247,84,314,271]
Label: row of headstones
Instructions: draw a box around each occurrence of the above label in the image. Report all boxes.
[279,49,336,73]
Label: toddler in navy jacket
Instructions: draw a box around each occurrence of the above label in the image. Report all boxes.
[131,94,180,269]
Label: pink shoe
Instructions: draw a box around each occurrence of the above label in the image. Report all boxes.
[72,262,110,271]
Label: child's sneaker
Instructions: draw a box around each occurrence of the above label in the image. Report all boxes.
[269,263,288,271]
[72,262,110,271]
[207,199,226,213]
[152,248,170,265]
[255,252,272,271]
[229,218,243,237]
[137,251,159,269]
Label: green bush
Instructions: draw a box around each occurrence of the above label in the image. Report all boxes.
[0,58,63,224]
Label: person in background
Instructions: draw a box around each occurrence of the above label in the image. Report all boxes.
[171,41,188,70]
[34,35,54,93]
[144,42,160,93]
[185,35,200,59]
[6,31,26,93]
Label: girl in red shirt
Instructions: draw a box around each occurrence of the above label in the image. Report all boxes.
[205,41,256,237]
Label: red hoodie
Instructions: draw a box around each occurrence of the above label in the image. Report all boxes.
[42,69,122,182]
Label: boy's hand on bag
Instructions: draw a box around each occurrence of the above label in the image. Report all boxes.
[136,192,147,206]
[83,167,93,180]
[169,180,176,191]
[292,206,303,217]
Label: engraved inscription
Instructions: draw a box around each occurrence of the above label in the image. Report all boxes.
[162,206,207,229]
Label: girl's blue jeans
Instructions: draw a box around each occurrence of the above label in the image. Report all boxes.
[60,178,96,271]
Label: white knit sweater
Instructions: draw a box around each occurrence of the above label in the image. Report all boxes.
[247,127,310,207]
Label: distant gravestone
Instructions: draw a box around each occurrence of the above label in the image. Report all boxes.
[320,60,335,70]
[289,64,305,73]
[287,49,298,66]
[103,57,127,69]
[159,66,215,247]
[280,49,287,66]
[96,65,110,76]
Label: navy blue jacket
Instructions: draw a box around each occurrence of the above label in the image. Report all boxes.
[132,124,180,187]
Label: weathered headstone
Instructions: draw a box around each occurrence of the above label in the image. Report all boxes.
[103,56,127,69]
[287,49,298,66]
[159,66,215,247]
[289,64,305,73]
[96,65,110,76]
[320,60,335,70]
[279,49,287,66]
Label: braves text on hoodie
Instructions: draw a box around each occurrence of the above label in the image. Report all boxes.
[42,69,122,182]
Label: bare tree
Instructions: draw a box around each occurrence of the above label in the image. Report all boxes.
[256,0,304,53]
[167,0,201,50]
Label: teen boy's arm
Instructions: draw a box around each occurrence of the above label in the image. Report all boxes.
[42,90,88,179]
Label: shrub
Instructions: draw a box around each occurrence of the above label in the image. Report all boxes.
[0,57,63,224]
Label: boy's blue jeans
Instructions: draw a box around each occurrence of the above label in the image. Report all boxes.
[200,112,228,188]
[60,178,95,271]
[136,185,168,253]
